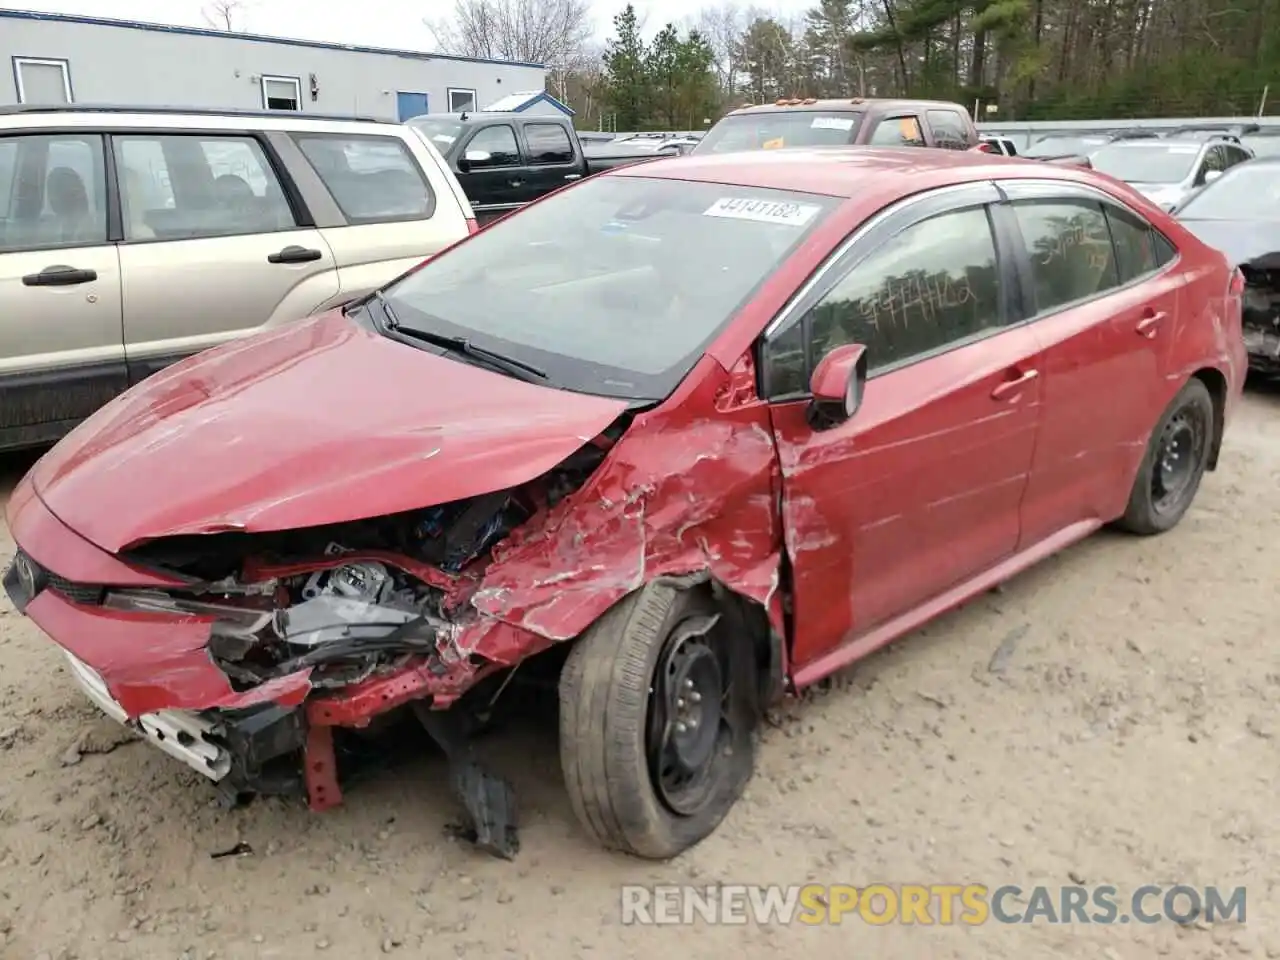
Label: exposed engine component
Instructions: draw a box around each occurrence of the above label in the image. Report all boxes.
[1241,262,1280,372]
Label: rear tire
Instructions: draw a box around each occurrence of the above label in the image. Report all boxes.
[1116,379,1214,535]
[558,583,758,859]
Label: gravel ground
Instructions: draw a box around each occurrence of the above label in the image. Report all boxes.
[1,382,1278,960]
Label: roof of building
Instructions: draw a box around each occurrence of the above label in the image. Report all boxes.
[611,146,1095,200]
[481,90,574,116]
[0,8,546,70]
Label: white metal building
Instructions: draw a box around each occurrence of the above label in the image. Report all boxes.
[0,9,547,121]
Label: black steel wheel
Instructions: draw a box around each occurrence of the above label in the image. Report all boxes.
[1117,378,1215,535]
[559,584,758,859]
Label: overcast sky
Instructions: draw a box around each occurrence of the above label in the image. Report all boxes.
[13,0,813,49]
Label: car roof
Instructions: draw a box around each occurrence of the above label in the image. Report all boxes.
[723,97,968,117]
[609,146,1100,200]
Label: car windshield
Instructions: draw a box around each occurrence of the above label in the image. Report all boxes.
[1022,135,1111,158]
[1176,164,1280,219]
[694,111,864,154]
[410,118,464,151]
[1089,144,1199,183]
[379,175,838,400]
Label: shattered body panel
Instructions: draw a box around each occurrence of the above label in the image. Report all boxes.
[1241,255,1280,373]
[5,316,785,815]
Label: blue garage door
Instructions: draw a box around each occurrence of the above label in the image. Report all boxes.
[397,92,430,121]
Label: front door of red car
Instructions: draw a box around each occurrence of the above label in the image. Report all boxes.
[993,184,1180,545]
[759,184,1045,676]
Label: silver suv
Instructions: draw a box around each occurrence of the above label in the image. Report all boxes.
[1088,135,1254,211]
[0,105,477,451]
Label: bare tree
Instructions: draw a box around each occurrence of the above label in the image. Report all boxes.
[692,4,747,96]
[202,0,250,31]
[425,0,592,72]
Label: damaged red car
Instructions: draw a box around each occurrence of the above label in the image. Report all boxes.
[5,148,1247,861]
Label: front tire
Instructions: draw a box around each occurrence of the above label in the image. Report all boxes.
[1116,378,1214,535]
[558,583,758,859]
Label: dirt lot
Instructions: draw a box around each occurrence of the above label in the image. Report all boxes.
[1,383,1278,960]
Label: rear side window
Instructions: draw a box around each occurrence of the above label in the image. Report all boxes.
[868,115,926,147]
[524,123,574,164]
[927,109,973,149]
[1105,206,1158,282]
[295,134,435,224]
[1153,232,1177,266]
[115,134,295,240]
[0,133,108,252]
[1011,199,1120,313]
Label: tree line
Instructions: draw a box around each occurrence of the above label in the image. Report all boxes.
[427,0,1280,128]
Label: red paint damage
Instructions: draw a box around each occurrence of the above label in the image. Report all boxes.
[7,316,783,731]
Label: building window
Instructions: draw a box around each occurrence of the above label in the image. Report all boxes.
[448,87,477,113]
[13,57,73,104]
[261,75,301,111]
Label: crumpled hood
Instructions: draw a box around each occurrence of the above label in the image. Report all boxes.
[1178,218,1280,269]
[32,311,630,554]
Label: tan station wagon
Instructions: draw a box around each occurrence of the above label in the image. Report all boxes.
[0,105,476,451]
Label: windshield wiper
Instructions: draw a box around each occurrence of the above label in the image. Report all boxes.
[369,292,547,383]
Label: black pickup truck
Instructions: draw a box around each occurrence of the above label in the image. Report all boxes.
[407,113,655,224]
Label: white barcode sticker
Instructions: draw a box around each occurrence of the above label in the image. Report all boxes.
[703,198,821,226]
[811,115,855,131]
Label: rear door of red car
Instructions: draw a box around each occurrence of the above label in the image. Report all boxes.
[992,181,1181,545]
[759,182,1046,679]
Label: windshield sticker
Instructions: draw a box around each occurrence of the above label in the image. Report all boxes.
[431,134,456,143]
[762,136,786,149]
[812,115,855,131]
[703,197,822,226]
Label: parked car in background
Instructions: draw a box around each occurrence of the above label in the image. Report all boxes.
[407,112,657,225]
[0,104,475,452]
[1175,156,1280,373]
[976,135,1019,156]
[4,147,1245,862]
[1241,129,1280,157]
[1088,136,1253,210]
[1020,129,1158,165]
[692,97,979,154]
[1162,123,1260,140]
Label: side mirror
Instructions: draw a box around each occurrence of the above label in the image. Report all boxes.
[809,343,868,425]
[1203,169,1222,184]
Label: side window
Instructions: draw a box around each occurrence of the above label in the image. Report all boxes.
[1199,146,1226,181]
[296,134,435,223]
[1227,146,1250,166]
[463,125,521,168]
[780,206,1002,385]
[926,109,972,149]
[1105,205,1158,282]
[524,123,574,164]
[115,135,296,241]
[0,134,107,253]
[868,115,926,148]
[1153,232,1178,267]
[1011,199,1119,314]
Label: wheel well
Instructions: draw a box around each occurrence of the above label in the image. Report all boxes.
[703,580,785,711]
[1191,367,1227,470]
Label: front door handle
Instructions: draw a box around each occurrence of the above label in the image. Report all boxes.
[22,265,97,287]
[507,178,525,188]
[991,368,1039,401]
[564,173,582,180]
[267,245,323,264]
[1136,310,1167,338]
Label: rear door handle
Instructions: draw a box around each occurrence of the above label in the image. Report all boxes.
[267,245,323,265]
[564,173,582,180]
[22,265,97,287]
[991,368,1039,400]
[1136,310,1167,338]
[507,178,525,187]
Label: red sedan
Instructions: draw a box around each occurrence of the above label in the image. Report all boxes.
[4,148,1247,860]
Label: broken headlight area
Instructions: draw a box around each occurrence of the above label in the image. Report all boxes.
[111,436,617,691]
[102,559,454,691]
[1242,262,1280,372]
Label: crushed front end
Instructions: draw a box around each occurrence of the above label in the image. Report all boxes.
[3,439,616,858]
[1241,255,1280,374]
